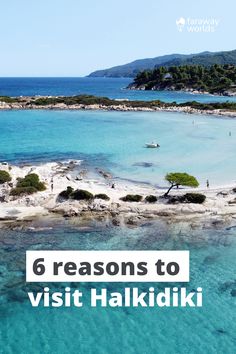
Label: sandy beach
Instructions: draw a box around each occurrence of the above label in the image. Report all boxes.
[0,160,236,228]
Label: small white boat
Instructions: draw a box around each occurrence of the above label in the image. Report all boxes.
[145,142,160,148]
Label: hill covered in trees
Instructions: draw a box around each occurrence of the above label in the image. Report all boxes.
[88,50,236,78]
[128,64,236,95]
[88,53,196,78]
[158,50,236,68]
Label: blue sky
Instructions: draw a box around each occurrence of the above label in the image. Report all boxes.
[0,0,235,76]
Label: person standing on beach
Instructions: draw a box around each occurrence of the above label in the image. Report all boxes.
[51,177,54,192]
[206,179,209,188]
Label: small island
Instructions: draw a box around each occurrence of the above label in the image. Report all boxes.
[128,64,236,96]
[1,94,236,117]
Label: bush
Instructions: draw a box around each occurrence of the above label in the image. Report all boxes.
[16,173,46,191]
[167,193,206,204]
[182,193,206,204]
[10,173,46,197]
[0,170,11,184]
[71,189,93,200]
[10,187,38,196]
[120,194,143,202]
[0,96,16,103]
[167,195,181,204]
[145,195,157,203]
[94,193,110,201]
[58,186,74,200]
[58,187,95,201]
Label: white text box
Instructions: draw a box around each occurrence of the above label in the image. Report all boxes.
[26,250,189,282]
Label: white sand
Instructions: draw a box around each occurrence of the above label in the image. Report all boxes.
[0,161,236,224]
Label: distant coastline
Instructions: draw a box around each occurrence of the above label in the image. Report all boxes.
[1,94,236,117]
[127,64,236,97]
[127,85,236,97]
[88,49,236,78]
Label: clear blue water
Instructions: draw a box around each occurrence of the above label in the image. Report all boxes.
[0,221,236,354]
[1,109,236,186]
[0,79,236,353]
[1,77,236,103]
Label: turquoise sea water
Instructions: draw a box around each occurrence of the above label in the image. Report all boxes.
[0,83,236,353]
[1,109,236,186]
[1,77,236,103]
[0,221,236,353]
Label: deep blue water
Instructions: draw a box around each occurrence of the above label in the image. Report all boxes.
[1,77,236,103]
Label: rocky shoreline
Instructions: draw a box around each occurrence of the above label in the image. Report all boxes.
[1,161,236,230]
[0,95,236,117]
[127,84,236,97]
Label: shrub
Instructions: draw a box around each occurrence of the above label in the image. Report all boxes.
[10,173,46,197]
[120,194,143,202]
[10,186,38,196]
[0,170,11,184]
[94,193,110,201]
[0,96,16,103]
[58,187,95,201]
[58,186,74,200]
[145,195,157,203]
[182,193,206,204]
[167,193,206,204]
[71,189,93,200]
[167,195,181,204]
[16,173,46,191]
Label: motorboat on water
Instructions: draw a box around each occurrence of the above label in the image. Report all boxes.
[145,142,160,148]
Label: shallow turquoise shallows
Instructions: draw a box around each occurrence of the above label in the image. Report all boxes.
[1,109,236,186]
[0,222,236,354]
[1,107,236,353]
